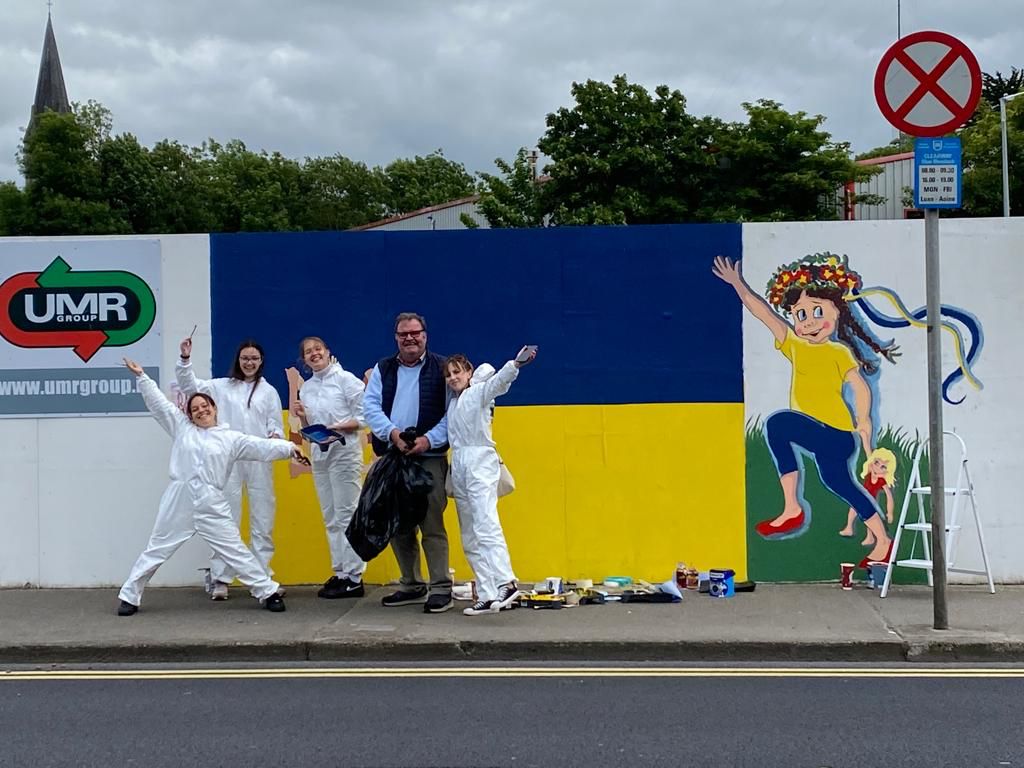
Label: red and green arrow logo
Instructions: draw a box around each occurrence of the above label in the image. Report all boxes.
[0,256,157,361]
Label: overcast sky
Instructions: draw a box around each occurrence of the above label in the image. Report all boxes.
[1,0,1020,184]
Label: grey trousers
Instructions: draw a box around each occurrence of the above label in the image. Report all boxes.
[390,455,452,596]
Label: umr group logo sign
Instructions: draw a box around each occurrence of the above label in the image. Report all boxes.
[0,240,161,418]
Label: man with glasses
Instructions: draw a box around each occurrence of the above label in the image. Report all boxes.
[363,312,453,612]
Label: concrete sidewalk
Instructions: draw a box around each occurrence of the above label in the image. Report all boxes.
[1,584,1022,665]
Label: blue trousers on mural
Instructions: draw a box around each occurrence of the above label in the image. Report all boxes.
[765,410,880,521]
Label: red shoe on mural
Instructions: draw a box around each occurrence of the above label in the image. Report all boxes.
[859,539,894,569]
[754,509,809,540]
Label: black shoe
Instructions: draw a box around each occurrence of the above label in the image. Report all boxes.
[316,575,341,598]
[423,593,453,613]
[318,577,365,599]
[117,600,138,616]
[381,587,428,607]
[492,582,522,611]
[263,593,286,612]
[463,599,496,616]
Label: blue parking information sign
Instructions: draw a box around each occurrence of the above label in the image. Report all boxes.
[914,137,962,209]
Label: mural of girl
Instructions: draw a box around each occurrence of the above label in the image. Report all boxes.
[712,253,899,565]
[839,447,897,547]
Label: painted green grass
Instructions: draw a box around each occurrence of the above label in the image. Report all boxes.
[746,421,929,584]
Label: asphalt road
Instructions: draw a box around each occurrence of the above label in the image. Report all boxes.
[1,665,1021,767]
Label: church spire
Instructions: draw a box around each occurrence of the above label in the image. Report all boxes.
[30,11,71,127]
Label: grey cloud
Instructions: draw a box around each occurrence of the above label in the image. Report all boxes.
[2,0,1020,186]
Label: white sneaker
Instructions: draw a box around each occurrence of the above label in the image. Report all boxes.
[211,582,229,601]
[463,599,496,616]
[492,583,521,611]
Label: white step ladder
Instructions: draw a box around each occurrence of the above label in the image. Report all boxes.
[880,431,994,598]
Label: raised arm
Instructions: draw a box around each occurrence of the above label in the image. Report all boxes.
[124,358,185,438]
[712,256,789,345]
[480,360,521,403]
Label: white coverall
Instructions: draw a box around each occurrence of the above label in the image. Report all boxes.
[118,374,294,607]
[448,361,519,603]
[300,362,367,582]
[176,360,285,579]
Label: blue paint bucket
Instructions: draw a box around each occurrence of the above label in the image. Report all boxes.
[868,562,888,590]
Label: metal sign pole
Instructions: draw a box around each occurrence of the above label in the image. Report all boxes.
[924,208,948,630]
[876,31,979,629]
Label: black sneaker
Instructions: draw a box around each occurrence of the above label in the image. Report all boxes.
[117,600,138,617]
[463,599,496,616]
[317,575,341,598]
[263,593,286,612]
[423,593,453,613]
[381,587,428,607]
[492,582,521,611]
[319,577,365,599]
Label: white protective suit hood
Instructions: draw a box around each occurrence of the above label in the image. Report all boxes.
[470,363,496,386]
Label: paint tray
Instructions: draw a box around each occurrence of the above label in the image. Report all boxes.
[300,424,345,447]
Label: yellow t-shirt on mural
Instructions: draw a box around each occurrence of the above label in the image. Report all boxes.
[776,329,858,431]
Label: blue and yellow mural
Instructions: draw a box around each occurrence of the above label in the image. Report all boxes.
[209,225,747,584]
[205,228,983,586]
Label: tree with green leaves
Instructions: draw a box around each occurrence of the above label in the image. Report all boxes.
[538,75,716,225]
[382,150,475,216]
[536,75,875,225]
[699,99,879,221]
[465,148,547,228]
[982,68,1024,110]
[0,99,479,235]
[299,155,388,230]
[961,98,1024,216]
[16,103,129,235]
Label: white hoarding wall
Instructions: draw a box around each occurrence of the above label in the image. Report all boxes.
[742,219,1024,583]
[0,235,211,587]
[3,222,1023,588]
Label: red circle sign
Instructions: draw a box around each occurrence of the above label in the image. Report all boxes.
[874,30,982,137]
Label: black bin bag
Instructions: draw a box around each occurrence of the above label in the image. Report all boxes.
[345,449,434,562]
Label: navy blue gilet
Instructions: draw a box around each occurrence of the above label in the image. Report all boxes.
[371,351,449,457]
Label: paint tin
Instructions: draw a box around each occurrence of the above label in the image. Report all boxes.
[685,568,699,590]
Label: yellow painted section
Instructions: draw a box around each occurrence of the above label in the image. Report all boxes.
[242,403,746,585]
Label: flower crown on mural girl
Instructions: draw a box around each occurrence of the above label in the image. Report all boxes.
[765,253,899,372]
[766,251,983,403]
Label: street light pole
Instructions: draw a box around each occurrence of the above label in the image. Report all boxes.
[1001,91,1024,217]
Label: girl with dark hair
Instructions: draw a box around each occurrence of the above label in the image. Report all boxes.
[177,336,285,600]
[712,253,897,566]
[117,358,306,616]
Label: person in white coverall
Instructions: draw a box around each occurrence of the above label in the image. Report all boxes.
[443,346,537,616]
[290,336,368,599]
[177,336,285,600]
[117,358,305,616]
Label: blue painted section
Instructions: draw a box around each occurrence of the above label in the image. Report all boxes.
[209,224,744,406]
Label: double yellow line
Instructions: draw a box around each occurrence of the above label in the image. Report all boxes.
[4,666,1024,682]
